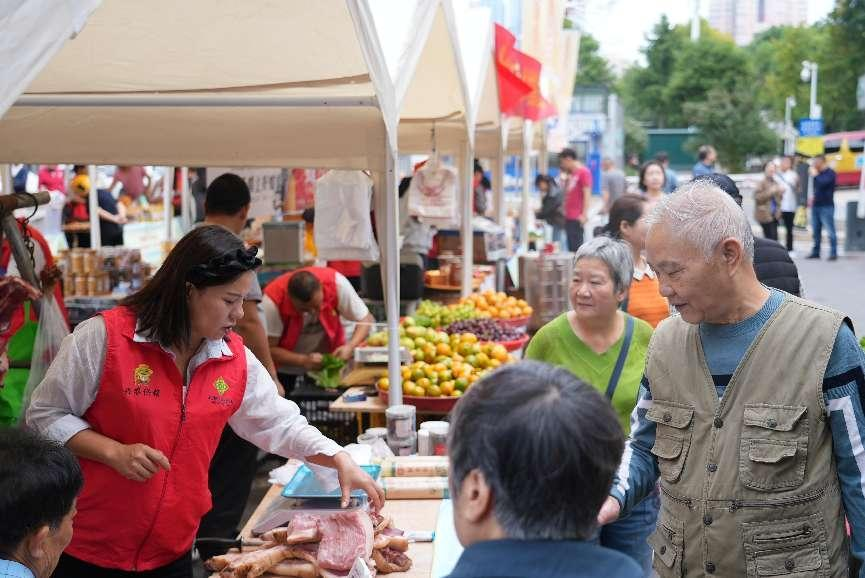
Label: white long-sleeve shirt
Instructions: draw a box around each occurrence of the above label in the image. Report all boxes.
[26,316,342,460]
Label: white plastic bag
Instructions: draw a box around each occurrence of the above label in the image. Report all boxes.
[20,294,69,422]
[409,162,460,228]
[314,171,380,261]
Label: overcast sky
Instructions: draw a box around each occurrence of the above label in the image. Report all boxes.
[585,0,836,70]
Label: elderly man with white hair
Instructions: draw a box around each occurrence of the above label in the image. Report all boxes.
[597,180,865,577]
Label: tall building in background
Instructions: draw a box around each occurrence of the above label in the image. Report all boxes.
[709,0,808,45]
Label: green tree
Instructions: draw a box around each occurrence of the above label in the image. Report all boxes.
[818,0,865,131]
[747,25,828,124]
[664,30,752,127]
[684,85,777,171]
[624,117,648,164]
[574,34,616,88]
[620,15,688,127]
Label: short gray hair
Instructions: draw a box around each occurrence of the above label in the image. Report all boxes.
[574,236,634,293]
[645,179,755,261]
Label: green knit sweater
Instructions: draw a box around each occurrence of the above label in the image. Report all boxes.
[525,312,653,434]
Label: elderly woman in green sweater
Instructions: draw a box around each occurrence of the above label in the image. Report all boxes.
[525,236,656,576]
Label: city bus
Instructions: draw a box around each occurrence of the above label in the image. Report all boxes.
[822,130,864,187]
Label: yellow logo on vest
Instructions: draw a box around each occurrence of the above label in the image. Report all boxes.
[213,377,230,396]
[133,364,153,387]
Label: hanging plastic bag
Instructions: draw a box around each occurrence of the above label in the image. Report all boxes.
[19,294,69,423]
[409,161,460,228]
[794,205,808,229]
[314,170,380,261]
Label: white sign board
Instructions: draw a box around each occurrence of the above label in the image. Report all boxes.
[206,167,284,219]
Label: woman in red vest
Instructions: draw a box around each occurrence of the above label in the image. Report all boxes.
[26,226,382,578]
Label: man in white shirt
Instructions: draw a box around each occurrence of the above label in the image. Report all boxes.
[263,267,374,374]
[778,155,800,253]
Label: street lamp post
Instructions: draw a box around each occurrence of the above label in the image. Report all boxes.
[801,61,820,119]
[784,96,796,156]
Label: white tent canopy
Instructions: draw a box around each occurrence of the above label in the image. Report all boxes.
[0,0,483,406]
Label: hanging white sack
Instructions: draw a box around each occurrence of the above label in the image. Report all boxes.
[409,160,460,228]
[314,170,380,261]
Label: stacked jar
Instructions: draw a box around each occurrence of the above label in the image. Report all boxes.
[385,405,417,456]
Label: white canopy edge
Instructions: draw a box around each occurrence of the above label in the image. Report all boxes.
[0,0,101,119]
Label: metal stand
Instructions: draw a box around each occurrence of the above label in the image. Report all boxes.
[0,191,51,317]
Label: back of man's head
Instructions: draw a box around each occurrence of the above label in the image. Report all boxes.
[0,428,82,561]
[559,148,577,161]
[448,361,624,542]
[205,173,251,217]
[655,151,669,164]
[288,270,322,303]
[697,145,712,162]
[693,173,742,206]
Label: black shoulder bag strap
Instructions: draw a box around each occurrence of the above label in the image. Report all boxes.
[605,315,635,400]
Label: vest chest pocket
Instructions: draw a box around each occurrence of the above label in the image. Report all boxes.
[742,513,829,577]
[647,401,695,483]
[740,404,809,491]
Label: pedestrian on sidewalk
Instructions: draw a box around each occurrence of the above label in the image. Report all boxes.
[655,152,678,194]
[638,160,666,214]
[535,174,566,247]
[691,145,716,178]
[601,158,627,214]
[558,148,592,252]
[753,160,783,241]
[807,154,838,261]
[778,156,799,252]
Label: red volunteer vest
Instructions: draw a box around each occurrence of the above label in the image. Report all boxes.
[0,220,68,342]
[67,306,247,571]
[263,267,345,351]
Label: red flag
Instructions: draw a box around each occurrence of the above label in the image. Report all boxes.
[493,24,556,120]
[509,50,557,121]
[494,24,532,115]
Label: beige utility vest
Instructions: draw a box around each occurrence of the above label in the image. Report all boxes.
[645,296,849,577]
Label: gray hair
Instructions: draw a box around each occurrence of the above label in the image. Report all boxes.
[645,179,755,261]
[574,236,634,293]
[448,361,624,540]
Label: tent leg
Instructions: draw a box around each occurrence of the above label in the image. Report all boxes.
[163,167,173,248]
[493,153,505,227]
[461,142,474,297]
[377,146,402,407]
[520,120,533,254]
[88,165,101,249]
[180,167,191,232]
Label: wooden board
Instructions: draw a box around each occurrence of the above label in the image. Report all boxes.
[239,469,441,578]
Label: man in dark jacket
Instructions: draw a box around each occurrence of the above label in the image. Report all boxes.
[693,174,801,296]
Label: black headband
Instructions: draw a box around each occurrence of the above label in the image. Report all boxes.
[187,246,261,285]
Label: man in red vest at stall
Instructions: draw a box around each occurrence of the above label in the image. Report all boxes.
[263,267,374,376]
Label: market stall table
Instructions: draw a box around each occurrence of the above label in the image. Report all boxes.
[330,387,451,436]
[240,463,441,578]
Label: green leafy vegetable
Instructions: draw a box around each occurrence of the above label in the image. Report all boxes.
[308,354,346,389]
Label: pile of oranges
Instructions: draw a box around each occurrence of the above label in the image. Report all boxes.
[460,291,533,320]
[377,337,514,398]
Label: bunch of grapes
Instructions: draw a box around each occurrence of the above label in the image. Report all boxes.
[444,318,523,342]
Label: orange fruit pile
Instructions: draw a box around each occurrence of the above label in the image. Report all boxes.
[460,291,533,320]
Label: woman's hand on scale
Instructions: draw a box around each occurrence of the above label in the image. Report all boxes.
[333,452,385,510]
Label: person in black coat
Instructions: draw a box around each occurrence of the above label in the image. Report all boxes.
[692,174,801,296]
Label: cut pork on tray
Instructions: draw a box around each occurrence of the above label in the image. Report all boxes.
[206,510,413,577]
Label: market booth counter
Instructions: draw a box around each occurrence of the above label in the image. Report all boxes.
[237,458,455,578]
